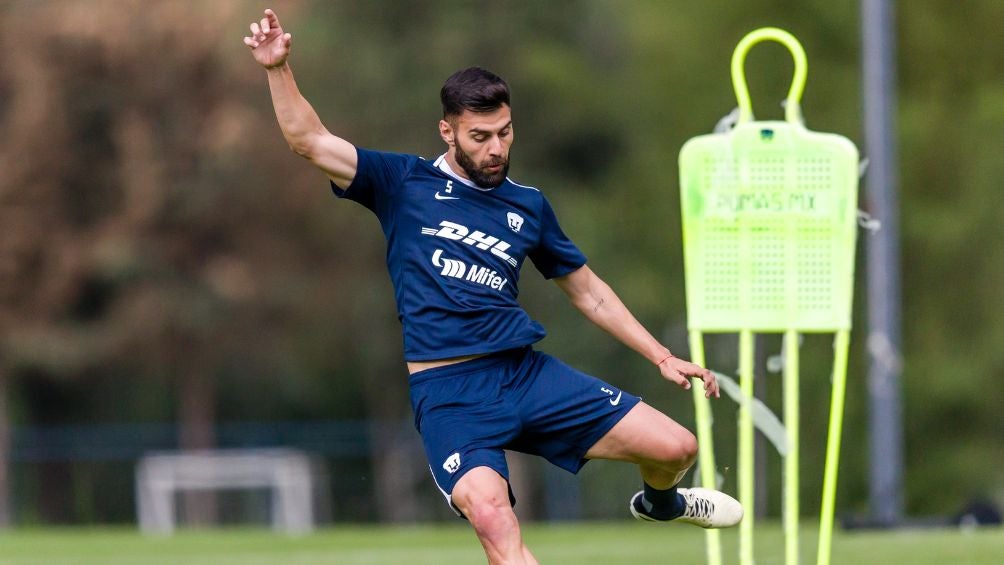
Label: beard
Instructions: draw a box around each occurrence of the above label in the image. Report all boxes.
[454,143,510,188]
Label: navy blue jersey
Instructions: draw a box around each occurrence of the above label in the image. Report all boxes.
[332,148,587,361]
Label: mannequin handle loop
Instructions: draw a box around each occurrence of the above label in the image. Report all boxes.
[731,27,808,124]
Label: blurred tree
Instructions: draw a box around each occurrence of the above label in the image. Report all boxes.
[0,0,341,523]
[895,0,1004,516]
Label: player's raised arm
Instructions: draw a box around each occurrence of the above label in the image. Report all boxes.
[244,8,357,188]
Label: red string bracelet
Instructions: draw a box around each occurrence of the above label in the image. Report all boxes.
[655,354,675,366]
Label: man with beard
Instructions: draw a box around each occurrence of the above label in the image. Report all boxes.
[245,8,741,564]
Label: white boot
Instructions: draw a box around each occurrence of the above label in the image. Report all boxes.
[630,487,743,529]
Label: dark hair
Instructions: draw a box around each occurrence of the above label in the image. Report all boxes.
[440,67,510,119]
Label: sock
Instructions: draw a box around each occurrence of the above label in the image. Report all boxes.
[637,481,685,520]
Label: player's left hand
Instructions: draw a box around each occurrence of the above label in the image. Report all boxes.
[658,356,719,399]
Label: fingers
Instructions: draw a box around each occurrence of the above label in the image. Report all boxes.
[658,360,691,391]
[265,8,280,28]
[683,362,718,399]
[669,366,719,399]
[245,12,281,51]
[666,369,691,391]
[659,358,721,398]
[702,370,720,399]
[247,22,263,48]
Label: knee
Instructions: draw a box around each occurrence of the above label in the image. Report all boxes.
[653,429,698,468]
[463,496,518,541]
[678,430,699,465]
[452,467,520,545]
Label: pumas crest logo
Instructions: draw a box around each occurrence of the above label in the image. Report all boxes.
[443,452,461,474]
[506,212,524,233]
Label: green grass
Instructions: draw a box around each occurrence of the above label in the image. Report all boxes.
[0,521,1001,564]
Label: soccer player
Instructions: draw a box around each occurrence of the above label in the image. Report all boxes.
[245,9,741,563]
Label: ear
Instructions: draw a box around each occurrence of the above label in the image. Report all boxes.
[439,119,455,147]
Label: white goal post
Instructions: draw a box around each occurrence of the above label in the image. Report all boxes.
[135,448,322,535]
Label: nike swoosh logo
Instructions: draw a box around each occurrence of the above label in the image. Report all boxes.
[610,391,622,406]
[434,192,459,200]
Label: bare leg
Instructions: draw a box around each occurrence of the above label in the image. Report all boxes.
[586,401,698,483]
[587,401,741,528]
[451,466,538,565]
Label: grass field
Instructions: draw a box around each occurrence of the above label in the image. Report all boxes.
[1,521,1001,564]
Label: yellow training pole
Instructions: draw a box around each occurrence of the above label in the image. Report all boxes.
[817,329,851,565]
[738,329,755,565]
[783,330,800,565]
[689,330,722,565]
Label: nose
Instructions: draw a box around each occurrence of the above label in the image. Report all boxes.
[486,135,504,157]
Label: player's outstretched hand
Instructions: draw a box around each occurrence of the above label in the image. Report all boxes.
[243,8,291,69]
[658,356,719,399]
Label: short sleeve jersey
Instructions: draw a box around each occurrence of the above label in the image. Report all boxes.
[332,147,587,361]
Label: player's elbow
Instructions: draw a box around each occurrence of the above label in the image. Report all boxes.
[286,136,314,159]
[283,124,326,159]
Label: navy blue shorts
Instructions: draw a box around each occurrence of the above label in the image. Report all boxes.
[408,346,641,513]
